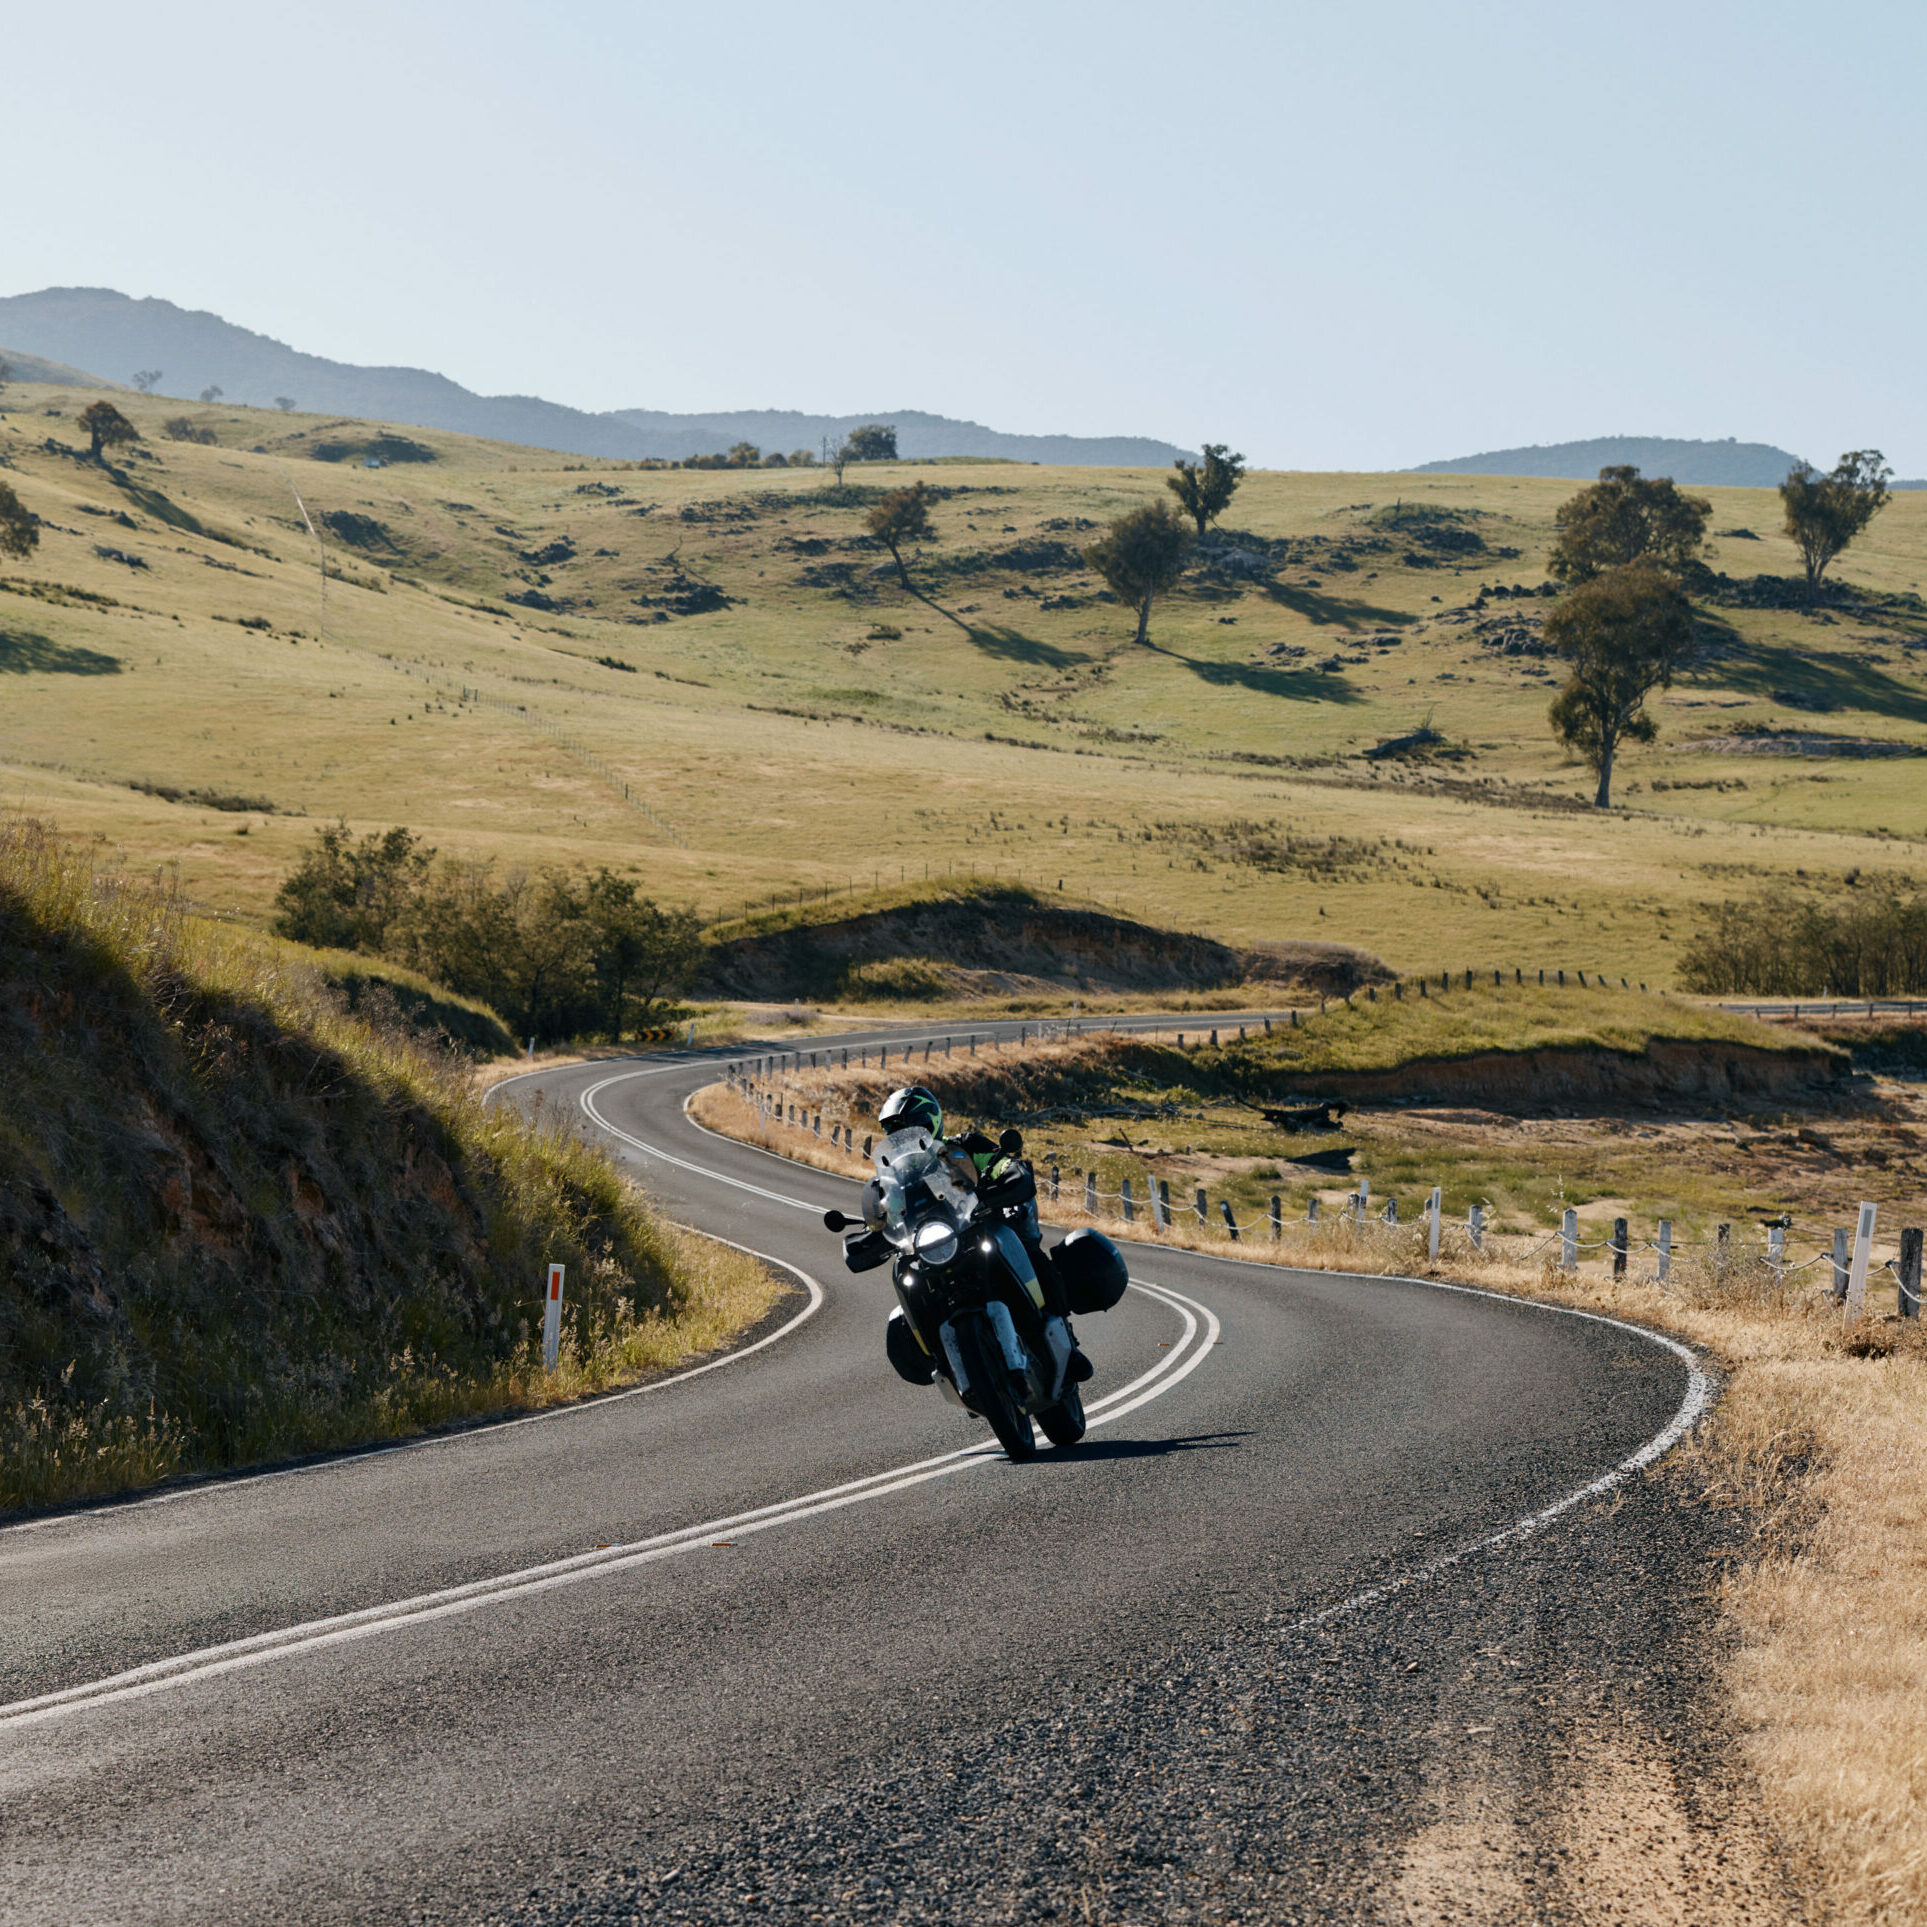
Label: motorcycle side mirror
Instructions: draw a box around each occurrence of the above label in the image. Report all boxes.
[823,1208,851,1232]
[998,1127,1024,1156]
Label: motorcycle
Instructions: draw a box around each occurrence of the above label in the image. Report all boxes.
[824,1123,1124,1460]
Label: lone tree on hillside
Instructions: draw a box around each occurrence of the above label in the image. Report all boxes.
[131,369,162,394]
[199,384,223,403]
[1544,560,1696,808]
[866,481,939,590]
[79,400,140,464]
[1083,501,1193,645]
[726,441,761,467]
[274,396,296,412]
[845,424,898,462]
[1781,450,1892,603]
[1548,466,1711,584]
[0,482,39,564]
[1166,443,1245,540]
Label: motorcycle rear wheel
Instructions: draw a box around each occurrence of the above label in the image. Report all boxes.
[1036,1383,1086,1448]
[959,1321,1036,1461]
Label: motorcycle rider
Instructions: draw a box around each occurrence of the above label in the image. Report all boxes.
[872,1084,1093,1388]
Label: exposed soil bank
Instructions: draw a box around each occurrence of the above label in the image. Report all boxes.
[702,886,1385,1004]
[1266,1038,1851,1110]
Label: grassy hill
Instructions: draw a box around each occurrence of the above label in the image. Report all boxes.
[0,820,773,1513]
[3,382,1926,984]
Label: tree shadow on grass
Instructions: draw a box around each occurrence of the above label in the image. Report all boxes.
[1262,582,1418,631]
[906,587,1091,669]
[1146,642,1366,705]
[0,631,123,675]
[1691,636,1927,727]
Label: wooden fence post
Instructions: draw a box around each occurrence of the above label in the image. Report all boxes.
[1561,1207,1577,1272]
[1157,1179,1172,1229]
[1657,1219,1672,1281]
[1194,1186,1208,1228]
[1428,1187,1442,1261]
[1900,1227,1923,1319]
[1308,1195,1320,1224]
[1220,1200,1240,1242]
[1049,1159,1060,1203]
[1612,1217,1628,1278]
[1085,1172,1098,1217]
[1832,1227,1851,1303]
[1121,1178,1134,1224]
[1468,1202,1484,1252]
[1270,1195,1283,1242]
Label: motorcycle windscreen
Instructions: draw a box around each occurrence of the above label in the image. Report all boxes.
[874,1129,971,1241]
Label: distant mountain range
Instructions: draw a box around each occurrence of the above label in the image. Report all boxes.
[0,288,1190,467]
[1411,434,1926,491]
[1410,435,1812,487]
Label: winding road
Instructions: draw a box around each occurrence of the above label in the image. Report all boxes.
[0,1025,1731,1925]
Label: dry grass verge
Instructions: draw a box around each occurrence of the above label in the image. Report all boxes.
[692,1076,1927,1925]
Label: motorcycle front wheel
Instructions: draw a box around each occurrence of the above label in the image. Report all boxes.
[1036,1383,1086,1449]
[958,1319,1036,1461]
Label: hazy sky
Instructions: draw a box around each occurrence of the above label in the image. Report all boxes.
[6,0,1921,469]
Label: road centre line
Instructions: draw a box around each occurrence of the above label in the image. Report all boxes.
[661,1061,1722,1649]
[0,1281,1216,1735]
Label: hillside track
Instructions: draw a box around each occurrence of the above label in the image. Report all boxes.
[0,1022,1788,1924]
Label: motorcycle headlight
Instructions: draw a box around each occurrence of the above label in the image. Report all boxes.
[913,1219,960,1266]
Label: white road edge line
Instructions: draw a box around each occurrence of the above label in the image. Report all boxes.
[650,1061,1722,1647]
[0,1229,825,1541]
[0,1282,1215,1734]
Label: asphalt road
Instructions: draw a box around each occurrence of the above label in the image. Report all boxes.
[0,1024,1742,1925]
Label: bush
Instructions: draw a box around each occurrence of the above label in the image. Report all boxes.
[1679,890,1927,996]
[161,417,218,445]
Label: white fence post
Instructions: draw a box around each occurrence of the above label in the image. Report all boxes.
[1468,1203,1484,1252]
[1427,1186,1442,1262]
[1767,1222,1785,1274]
[1846,1202,1878,1318]
[1560,1207,1578,1272]
[542,1262,565,1371]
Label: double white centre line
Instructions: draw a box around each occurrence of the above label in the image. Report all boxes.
[0,1280,1217,1736]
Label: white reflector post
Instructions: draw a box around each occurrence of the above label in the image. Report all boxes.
[1427,1187,1442,1262]
[543,1262,566,1371]
[1846,1202,1878,1319]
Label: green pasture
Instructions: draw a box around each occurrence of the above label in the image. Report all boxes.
[4,384,1926,981]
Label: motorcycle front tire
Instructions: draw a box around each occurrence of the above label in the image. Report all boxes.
[1036,1383,1086,1449]
[958,1319,1036,1462]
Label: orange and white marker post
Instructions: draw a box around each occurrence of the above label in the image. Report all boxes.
[543,1262,566,1371]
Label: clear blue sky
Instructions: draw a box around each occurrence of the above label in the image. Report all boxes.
[6,0,1921,470]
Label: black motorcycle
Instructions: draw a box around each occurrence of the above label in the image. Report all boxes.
[825,1123,1127,1460]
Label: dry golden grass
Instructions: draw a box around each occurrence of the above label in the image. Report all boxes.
[693,1074,1927,1922]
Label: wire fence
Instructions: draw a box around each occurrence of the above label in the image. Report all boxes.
[719,1036,1927,1321]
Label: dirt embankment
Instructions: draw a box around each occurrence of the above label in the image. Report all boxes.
[703,887,1385,1003]
[1263,1038,1849,1109]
